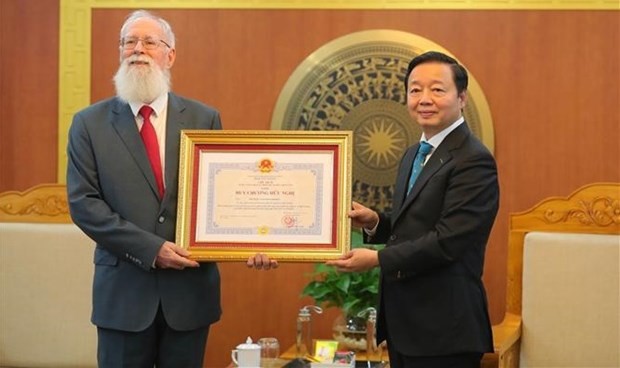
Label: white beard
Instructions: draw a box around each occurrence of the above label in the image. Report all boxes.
[113,55,171,104]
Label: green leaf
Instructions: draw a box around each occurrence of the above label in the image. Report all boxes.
[300,231,383,317]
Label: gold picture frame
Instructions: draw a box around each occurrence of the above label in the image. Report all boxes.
[176,130,352,262]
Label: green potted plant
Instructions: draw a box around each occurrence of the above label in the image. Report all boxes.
[301,230,382,350]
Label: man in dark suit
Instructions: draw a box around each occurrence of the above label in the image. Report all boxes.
[327,51,499,368]
[67,10,275,368]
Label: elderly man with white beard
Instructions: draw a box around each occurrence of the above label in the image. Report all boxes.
[66,10,277,368]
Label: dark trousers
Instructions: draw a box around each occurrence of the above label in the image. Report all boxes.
[97,305,210,368]
[387,348,482,368]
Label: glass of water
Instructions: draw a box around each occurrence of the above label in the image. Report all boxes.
[258,337,280,367]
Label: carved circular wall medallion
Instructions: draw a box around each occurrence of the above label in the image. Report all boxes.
[271,30,494,213]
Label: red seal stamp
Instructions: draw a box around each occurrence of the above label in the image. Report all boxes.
[282,215,296,228]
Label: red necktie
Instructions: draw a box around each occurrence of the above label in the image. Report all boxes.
[139,105,165,199]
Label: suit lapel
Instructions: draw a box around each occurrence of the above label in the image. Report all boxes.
[110,99,160,198]
[392,146,416,214]
[392,123,470,224]
[163,93,187,203]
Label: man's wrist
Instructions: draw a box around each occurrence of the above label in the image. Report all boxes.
[363,219,379,236]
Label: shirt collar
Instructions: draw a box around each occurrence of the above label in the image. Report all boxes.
[421,116,465,148]
[129,93,168,118]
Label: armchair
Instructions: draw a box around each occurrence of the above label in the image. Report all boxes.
[493,182,620,367]
[0,184,97,367]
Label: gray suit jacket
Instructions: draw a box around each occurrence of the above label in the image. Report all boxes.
[368,123,498,356]
[67,93,222,332]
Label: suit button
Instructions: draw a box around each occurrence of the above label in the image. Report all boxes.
[158,216,165,223]
[389,235,397,241]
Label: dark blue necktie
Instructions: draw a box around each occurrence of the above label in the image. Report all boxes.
[407,141,433,194]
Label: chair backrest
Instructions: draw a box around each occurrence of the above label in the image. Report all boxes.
[0,184,97,368]
[503,182,620,367]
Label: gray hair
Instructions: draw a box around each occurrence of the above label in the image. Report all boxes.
[119,10,176,48]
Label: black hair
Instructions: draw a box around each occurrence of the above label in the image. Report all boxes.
[404,51,468,95]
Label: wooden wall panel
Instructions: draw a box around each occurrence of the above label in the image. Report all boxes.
[0,0,59,191]
[89,9,620,366]
[1,4,618,367]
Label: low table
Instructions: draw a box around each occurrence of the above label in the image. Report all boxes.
[280,343,388,362]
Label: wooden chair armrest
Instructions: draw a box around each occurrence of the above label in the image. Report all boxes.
[493,313,521,368]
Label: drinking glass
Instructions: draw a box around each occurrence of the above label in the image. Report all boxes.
[258,337,280,367]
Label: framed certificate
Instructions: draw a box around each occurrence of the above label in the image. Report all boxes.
[176,130,352,262]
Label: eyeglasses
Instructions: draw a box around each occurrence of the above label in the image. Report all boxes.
[120,37,171,50]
